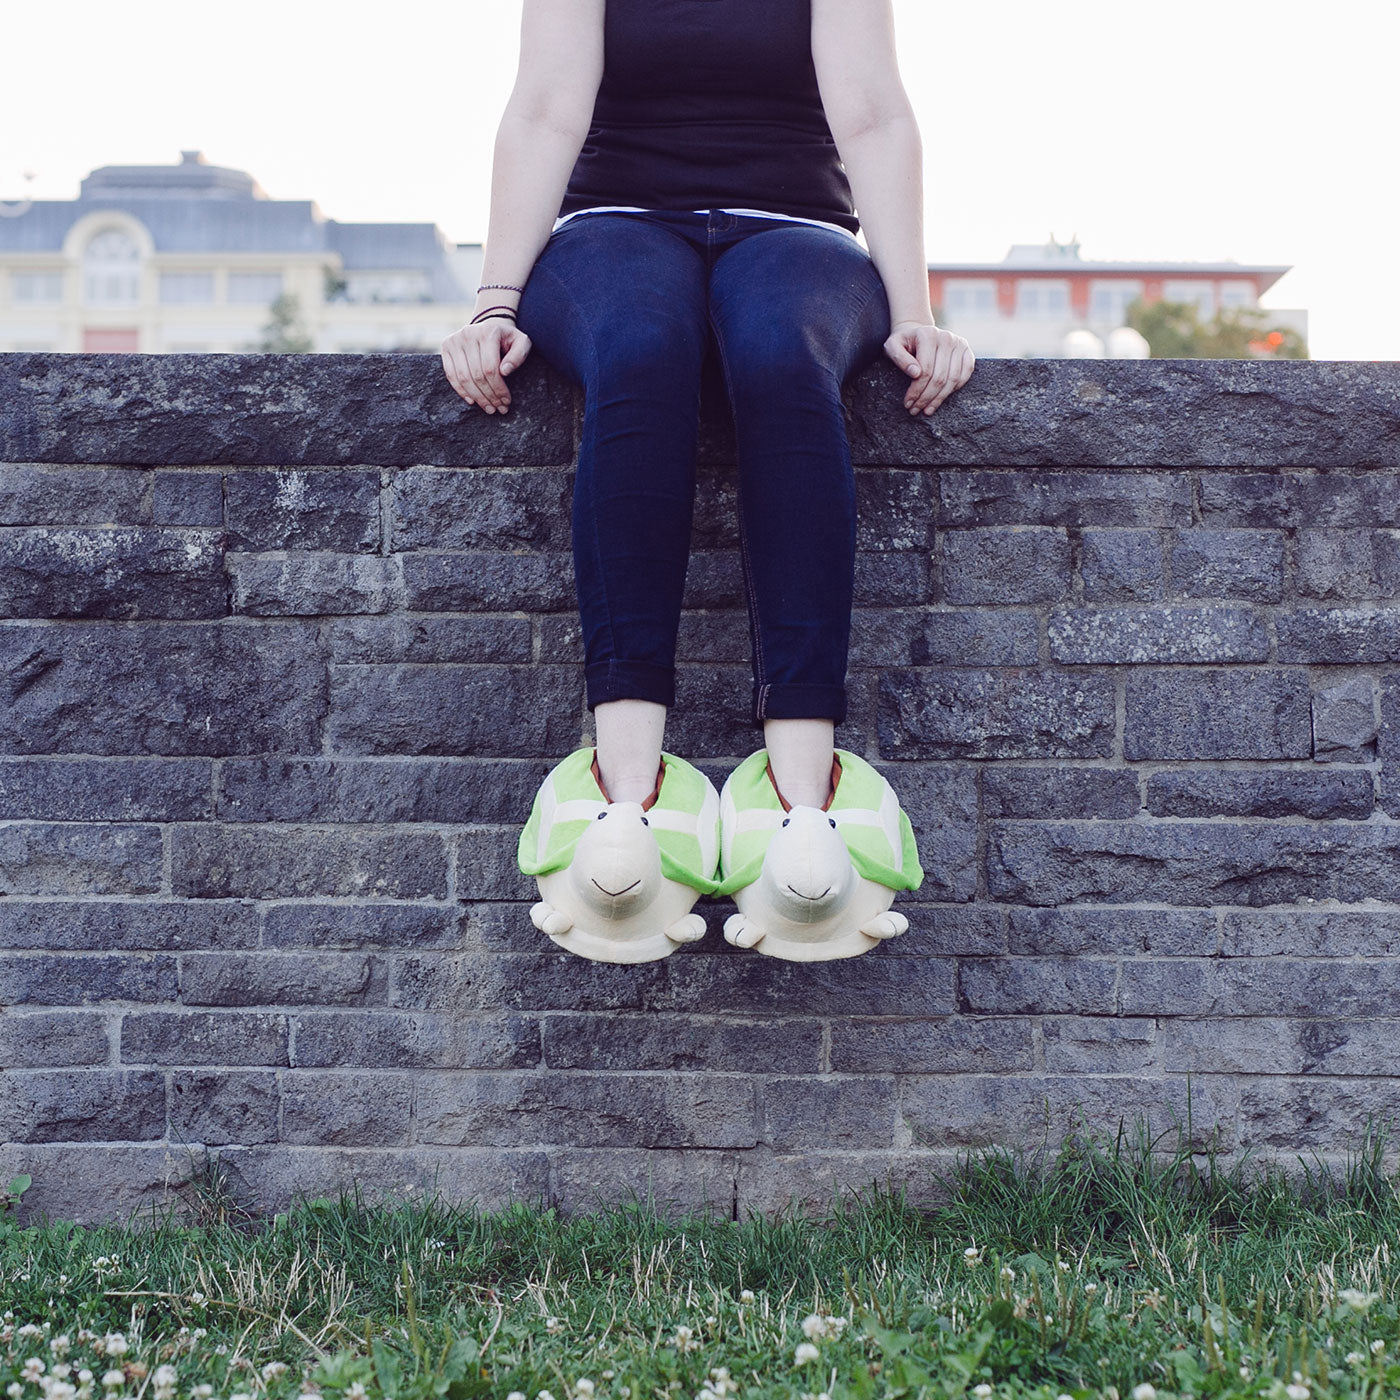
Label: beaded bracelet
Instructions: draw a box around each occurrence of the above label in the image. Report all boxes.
[477,283,525,293]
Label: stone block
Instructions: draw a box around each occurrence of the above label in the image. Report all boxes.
[292,1011,540,1070]
[262,901,462,951]
[958,956,1118,1014]
[1169,529,1285,601]
[939,470,1192,526]
[542,1013,821,1073]
[851,607,1040,667]
[758,1075,898,1148]
[413,1071,759,1149]
[221,755,547,825]
[1041,1017,1157,1073]
[328,614,533,665]
[330,664,582,759]
[169,1069,279,1145]
[171,825,448,899]
[0,526,225,619]
[1296,530,1391,600]
[121,1010,290,1066]
[1219,908,1400,958]
[0,823,164,896]
[1048,606,1269,664]
[153,470,224,525]
[281,1071,413,1145]
[1007,907,1216,956]
[939,527,1070,604]
[0,952,177,1006]
[0,899,258,951]
[1311,675,1378,760]
[229,553,401,616]
[401,551,577,612]
[0,464,147,525]
[0,1010,110,1068]
[1276,607,1400,663]
[392,467,573,551]
[1199,471,1400,529]
[0,757,212,822]
[1145,768,1373,819]
[829,1016,1032,1074]
[1081,529,1164,602]
[550,1148,740,1218]
[225,468,380,551]
[179,952,385,1007]
[1124,669,1312,760]
[0,1069,165,1143]
[0,619,327,756]
[982,766,1141,820]
[854,469,938,551]
[878,669,1115,760]
[986,819,1400,906]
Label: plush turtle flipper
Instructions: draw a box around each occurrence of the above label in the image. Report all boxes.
[665,912,707,944]
[859,909,909,940]
[723,912,765,949]
[530,900,574,938]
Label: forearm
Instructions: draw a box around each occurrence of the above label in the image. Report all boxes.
[473,110,589,319]
[835,111,935,327]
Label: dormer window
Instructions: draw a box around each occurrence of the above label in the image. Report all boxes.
[82,227,142,305]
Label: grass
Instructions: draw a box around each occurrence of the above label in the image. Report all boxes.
[5,1116,1400,1400]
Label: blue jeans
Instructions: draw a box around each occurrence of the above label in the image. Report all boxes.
[516,209,891,728]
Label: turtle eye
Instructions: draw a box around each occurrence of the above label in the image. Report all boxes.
[596,811,607,820]
[781,817,790,827]
[829,817,837,828]
[640,815,649,826]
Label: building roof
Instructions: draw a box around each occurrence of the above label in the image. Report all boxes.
[930,239,1291,293]
[0,150,472,301]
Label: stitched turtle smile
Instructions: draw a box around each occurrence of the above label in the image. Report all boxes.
[592,877,641,897]
[786,883,831,901]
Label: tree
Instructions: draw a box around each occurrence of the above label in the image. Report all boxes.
[1125,297,1308,360]
[252,291,314,353]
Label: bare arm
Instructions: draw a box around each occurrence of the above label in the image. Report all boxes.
[811,0,974,414]
[443,0,604,408]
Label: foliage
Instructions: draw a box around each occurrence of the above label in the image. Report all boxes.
[1125,297,1309,360]
[252,291,315,353]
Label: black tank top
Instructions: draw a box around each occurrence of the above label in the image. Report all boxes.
[558,0,859,235]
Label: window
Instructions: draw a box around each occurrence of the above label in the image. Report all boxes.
[942,278,998,317]
[1220,280,1256,309]
[1015,279,1070,319]
[159,272,215,304]
[228,272,283,304]
[11,271,64,303]
[1163,279,1216,318]
[1089,279,1144,324]
[83,327,140,351]
[343,269,432,303]
[165,342,211,353]
[82,228,141,305]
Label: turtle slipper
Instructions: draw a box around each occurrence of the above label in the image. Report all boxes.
[715,747,924,962]
[517,746,722,964]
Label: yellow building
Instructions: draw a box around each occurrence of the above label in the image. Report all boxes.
[0,151,484,354]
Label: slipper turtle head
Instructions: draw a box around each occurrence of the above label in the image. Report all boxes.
[566,801,664,917]
[756,805,853,923]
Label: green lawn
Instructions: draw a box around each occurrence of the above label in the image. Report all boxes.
[5,1119,1400,1400]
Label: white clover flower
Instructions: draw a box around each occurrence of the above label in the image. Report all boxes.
[1130,1386,1156,1400]
[260,1364,287,1383]
[1140,1289,1164,1309]
[100,1374,124,1390]
[574,1382,595,1398]
[192,1387,214,1398]
[601,1374,614,1383]
[1083,1282,1098,1295]
[19,1326,46,1341]
[545,1318,564,1335]
[673,1326,699,1354]
[344,1386,367,1400]
[1373,1340,1387,1355]
[22,1361,46,1383]
[801,1315,825,1341]
[44,1384,76,1400]
[538,1392,556,1400]
[230,1394,254,1400]
[1239,1366,1252,1380]
[1285,1386,1309,1400]
[1057,1261,1071,1273]
[51,1365,74,1382]
[972,1386,993,1398]
[739,1290,754,1303]
[1340,1289,1380,1312]
[76,1376,92,1388]
[963,1247,981,1264]
[101,1339,127,1360]
[49,1340,71,1360]
[1000,1266,1015,1282]
[506,1393,526,1400]
[794,1343,819,1366]
[7,1386,22,1400]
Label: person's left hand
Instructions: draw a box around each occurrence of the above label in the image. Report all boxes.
[884,321,975,416]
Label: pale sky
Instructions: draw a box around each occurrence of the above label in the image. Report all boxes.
[4,0,1395,360]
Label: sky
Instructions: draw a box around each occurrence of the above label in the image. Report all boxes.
[3,0,1395,360]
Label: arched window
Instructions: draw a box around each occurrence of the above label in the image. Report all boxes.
[82,227,142,305]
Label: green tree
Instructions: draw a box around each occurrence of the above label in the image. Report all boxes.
[1125,296,1308,359]
[252,291,314,353]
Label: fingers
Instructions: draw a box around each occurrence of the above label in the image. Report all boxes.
[440,325,526,413]
[904,330,975,416]
[440,341,475,406]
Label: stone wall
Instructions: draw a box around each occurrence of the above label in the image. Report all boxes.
[2,350,1400,1225]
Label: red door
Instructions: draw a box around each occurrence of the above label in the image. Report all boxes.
[83,328,140,351]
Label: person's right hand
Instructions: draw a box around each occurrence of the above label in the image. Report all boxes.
[441,318,533,414]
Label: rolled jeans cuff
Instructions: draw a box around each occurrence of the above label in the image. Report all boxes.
[752,681,848,728]
[585,659,676,711]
